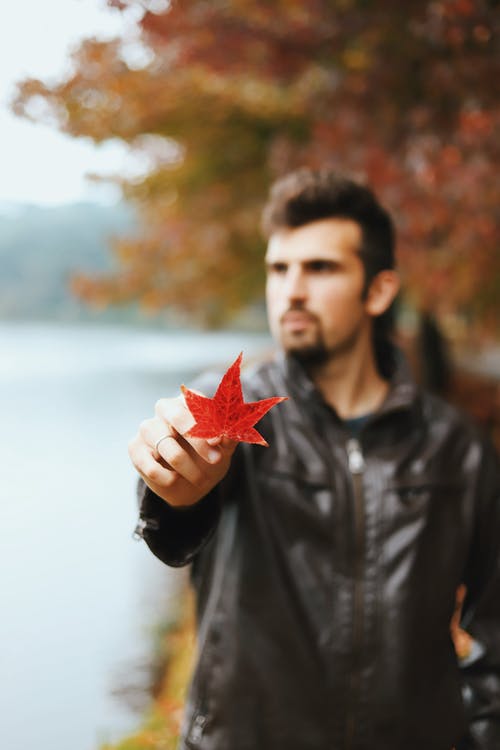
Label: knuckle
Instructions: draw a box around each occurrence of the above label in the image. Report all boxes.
[192,469,209,488]
[127,437,139,460]
[164,442,184,468]
[138,418,153,437]
[145,464,162,483]
[154,397,173,417]
[194,470,208,491]
[157,396,187,428]
[134,456,149,477]
[162,471,178,488]
[131,447,149,474]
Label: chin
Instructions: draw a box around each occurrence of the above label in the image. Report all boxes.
[285,343,329,366]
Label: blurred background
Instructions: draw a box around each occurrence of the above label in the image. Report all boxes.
[1,1,498,749]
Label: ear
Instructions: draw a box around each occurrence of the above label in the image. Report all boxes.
[364,270,400,317]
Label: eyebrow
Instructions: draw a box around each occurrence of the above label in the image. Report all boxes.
[265,257,342,268]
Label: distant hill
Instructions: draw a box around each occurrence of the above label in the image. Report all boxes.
[0,201,163,325]
[0,201,268,329]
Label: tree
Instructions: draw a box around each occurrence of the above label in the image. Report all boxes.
[13,0,500,330]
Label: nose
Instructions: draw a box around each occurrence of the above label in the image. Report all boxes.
[284,266,307,303]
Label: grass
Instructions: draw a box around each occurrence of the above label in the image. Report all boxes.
[100,587,195,750]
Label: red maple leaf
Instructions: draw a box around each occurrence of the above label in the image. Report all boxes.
[181,352,287,446]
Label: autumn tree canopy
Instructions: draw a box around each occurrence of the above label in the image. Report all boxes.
[13,0,500,330]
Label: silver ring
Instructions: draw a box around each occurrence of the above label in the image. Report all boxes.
[154,433,174,455]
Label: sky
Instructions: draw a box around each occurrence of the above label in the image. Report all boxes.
[0,0,145,206]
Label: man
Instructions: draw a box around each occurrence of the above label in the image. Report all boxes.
[128,169,500,750]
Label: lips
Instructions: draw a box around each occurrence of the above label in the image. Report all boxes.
[280,310,317,330]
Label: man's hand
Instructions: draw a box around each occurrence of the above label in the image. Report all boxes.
[128,395,238,507]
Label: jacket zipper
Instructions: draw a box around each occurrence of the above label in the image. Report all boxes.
[344,437,366,749]
[188,713,207,745]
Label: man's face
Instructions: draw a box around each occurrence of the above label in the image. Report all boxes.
[265,218,370,363]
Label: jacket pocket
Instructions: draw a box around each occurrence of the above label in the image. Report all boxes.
[387,475,461,505]
[382,475,466,565]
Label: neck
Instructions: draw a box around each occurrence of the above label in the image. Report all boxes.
[306,336,390,420]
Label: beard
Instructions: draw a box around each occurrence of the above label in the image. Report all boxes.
[286,339,330,366]
[280,306,329,367]
[280,313,364,369]
[279,312,330,366]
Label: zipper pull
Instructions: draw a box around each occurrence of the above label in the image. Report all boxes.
[189,714,207,744]
[346,438,365,474]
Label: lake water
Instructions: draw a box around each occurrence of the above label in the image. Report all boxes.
[0,322,271,750]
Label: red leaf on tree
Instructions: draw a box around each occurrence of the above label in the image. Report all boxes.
[181,352,287,446]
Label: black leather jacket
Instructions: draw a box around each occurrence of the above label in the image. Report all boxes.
[137,354,500,750]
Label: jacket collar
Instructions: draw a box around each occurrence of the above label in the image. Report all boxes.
[277,349,421,422]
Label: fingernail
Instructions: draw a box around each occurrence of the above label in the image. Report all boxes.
[208,449,221,463]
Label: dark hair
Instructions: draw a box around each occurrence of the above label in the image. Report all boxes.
[262,168,397,378]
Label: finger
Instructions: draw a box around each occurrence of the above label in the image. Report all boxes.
[206,436,223,446]
[138,417,172,451]
[154,433,211,488]
[128,438,179,490]
[154,398,224,465]
[138,417,182,465]
[154,432,176,460]
[140,413,222,466]
[155,396,194,434]
[220,437,239,455]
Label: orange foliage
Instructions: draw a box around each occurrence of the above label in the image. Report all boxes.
[12,0,500,329]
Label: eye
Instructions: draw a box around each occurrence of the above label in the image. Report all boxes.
[266,261,288,275]
[306,260,338,273]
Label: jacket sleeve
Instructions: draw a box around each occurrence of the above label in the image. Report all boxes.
[132,369,227,567]
[458,437,500,749]
[134,478,222,568]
